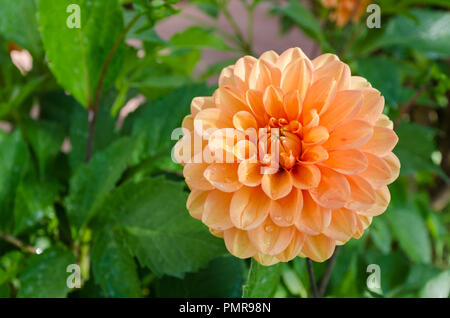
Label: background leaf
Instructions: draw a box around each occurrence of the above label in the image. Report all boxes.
[243,259,282,298]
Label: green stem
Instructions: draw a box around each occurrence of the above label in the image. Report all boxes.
[306,258,319,298]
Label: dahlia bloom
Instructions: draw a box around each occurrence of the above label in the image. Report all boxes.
[322,0,370,27]
[174,47,399,265]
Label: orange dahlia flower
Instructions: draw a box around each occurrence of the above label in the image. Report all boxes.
[322,0,370,27]
[174,47,399,265]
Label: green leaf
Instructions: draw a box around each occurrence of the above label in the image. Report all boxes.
[395,121,446,179]
[369,216,392,255]
[38,0,125,107]
[18,247,75,298]
[65,136,137,231]
[0,130,29,231]
[40,91,81,135]
[0,0,42,56]
[95,177,227,278]
[170,26,230,51]
[22,119,65,177]
[374,9,450,57]
[401,264,442,295]
[155,256,245,297]
[386,194,432,263]
[272,0,330,51]
[419,270,450,298]
[91,230,141,297]
[243,259,282,298]
[14,173,59,235]
[123,83,214,173]
[357,57,401,107]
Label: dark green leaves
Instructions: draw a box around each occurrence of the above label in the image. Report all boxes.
[375,9,450,57]
[38,0,124,107]
[155,256,245,297]
[357,57,401,107]
[170,26,230,50]
[0,131,29,231]
[243,259,282,298]
[18,247,75,298]
[0,0,42,56]
[95,177,226,278]
[91,230,141,297]
[65,137,137,231]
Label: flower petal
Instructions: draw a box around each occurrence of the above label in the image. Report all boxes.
[238,159,262,186]
[360,126,398,156]
[358,152,392,189]
[214,87,249,115]
[202,190,234,230]
[344,174,376,210]
[263,85,285,118]
[249,58,281,91]
[275,230,305,262]
[322,208,357,242]
[184,163,214,190]
[296,190,331,235]
[319,90,363,130]
[233,110,258,131]
[224,228,256,258]
[309,166,351,209]
[270,188,303,227]
[204,163,242,192]
[323,119,373,150]
[283,90,303,121]
[321,149,368,174]
[248,218,295,255]
[383,152,400,184]
[355,88,384,124]
[230,186,271,230]
[300,145,329,164]
[302,126,329,145]
[301,234,336,262]
[261,170,293,200]
[302,76,337,124]
[280,58,312,99]
[186,189,210,220]
[358,185,390,216]
[191,96,215,116]
[277,47,309,71]
[291,164,321,189]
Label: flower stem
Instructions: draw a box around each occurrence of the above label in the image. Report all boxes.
[319,246,340,297]
[306,258,319,298]
[0,233,37,254]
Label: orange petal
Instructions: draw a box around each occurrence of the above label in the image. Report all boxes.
[319,90,363,130]
[275,230,305,262]
[191,96,215,116]
[248,218,295,255]
[375,114,394,129]
[184,163,214,190]
[302,77,337,124]
[276,47,309,71]
[253,253,280,265]
[302,126,329,145]
[270,188,303,227]
[283,90,303,121]
[230,186,271,230]
[323,119,373,150]
[233,110,258,131]
[280,58,312,99]
[358,185,390,216]
[202,190,234,230]
[360,126,398,156]
[224,228,256,258]
[234,139,257,161]
[353,215,372,239]
[309,166,351,209]
[383,152,400,184]
[233,56,257,92]
[358,153,392,189]
[261,170,293,200]
[238,159,263,186]
[214,87,249,115]
[312,53,339,70]
[313,60,350,90]
[194,108,232,139]
[204,163,242,192]
[300,145,329,164]
[321,149,368,174]
[245,89,267,125]
[218,65,235,88]
[249,58,281,91]
[291,164,321,189]
[344,174,376,210]
[349,76,371,89]
[263,85,285,118]
[210,228,224,238]
[186,189,210,220]
[301,234,336,262]
[295,190,331,234]
[355,88,384,124]
[260,50,279,63]
[323,208,357,242]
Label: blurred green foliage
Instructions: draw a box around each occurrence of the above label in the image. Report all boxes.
[0,0,448,298]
